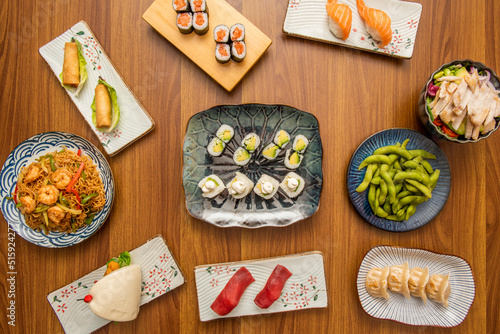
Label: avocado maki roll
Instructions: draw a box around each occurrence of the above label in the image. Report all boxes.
[254,174,279,199]
[176,12,193,34]
[207,137,225,157]
[230,23,245,42]
[262,143,281,160]
[198,174,225,198]
[231,41,246,62]
[284,149,303,169]
[226,172,254,199]
[292,135,309,154]
[279,172,305,198]
[190,0,207,12]
[241,133,260,153]
[274,130,290,148]
[216,124,234,143]
[192,12,209,35]
[215,43,231,64]
[172,0,190,12]
[233,147,251,166]
[214,25,229,43]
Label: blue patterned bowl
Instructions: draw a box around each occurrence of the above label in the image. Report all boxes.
[347,128,451,232]
[357,245,475,327]
[183,104,323,228]
[0,132,114,248]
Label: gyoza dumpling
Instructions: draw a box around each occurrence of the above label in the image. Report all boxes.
[365,266,390,300]
[408,267,430,303]
[426,274,451,307]
[388,262,411,299]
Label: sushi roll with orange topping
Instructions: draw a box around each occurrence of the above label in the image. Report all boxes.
[215,43,231,63]
[214,25,229,43]
[193,12,209,35]
[189,0,207,12]
[231,41,246,62]
[172,0,190,12]
[176,12,193,34]
[230,24,245,42]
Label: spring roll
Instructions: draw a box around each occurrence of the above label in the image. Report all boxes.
[62,42,80,87]
[95,84,111,128]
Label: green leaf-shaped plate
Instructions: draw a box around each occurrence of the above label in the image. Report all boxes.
[182,104,323,228]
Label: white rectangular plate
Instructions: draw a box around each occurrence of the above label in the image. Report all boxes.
[47,235,186,334]
[357,246,475,327]
[283,0,422,59]
[195,251,327,321]
[39,21,155,156]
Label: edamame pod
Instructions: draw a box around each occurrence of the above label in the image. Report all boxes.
[370,176,381,185]
[420,159,434,174]
[356,163,378,192]
[368,184,376,212]
[406,179,432,198]
[358,155,391,170]
[397,190,412,199]
[401,139,410,149]
[386,215,405,221]
[394,171,424,183]
[409,149,436,160]
[374,206,389,218]
[403,160,420,170]
[380,170,396,204]
[379,179,387,205]
[373,146,413,160]
[394,183,404,194]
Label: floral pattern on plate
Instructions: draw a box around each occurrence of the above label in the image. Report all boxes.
[47,235,186,333]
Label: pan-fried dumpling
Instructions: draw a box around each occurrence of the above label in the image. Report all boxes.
[388,262,411,299]
[365,266,390,300]
[426,274,451,307]
[408,267,429,303]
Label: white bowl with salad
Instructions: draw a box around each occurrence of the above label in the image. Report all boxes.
[419,60,500,143]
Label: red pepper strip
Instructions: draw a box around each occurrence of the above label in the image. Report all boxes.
[441,125,460,138]
[433,118,443,127]
[70,188,81,210]
[210,267,255,316]
[77,149,82,156]
[13,184,19,204]
[66,162,85,193]
[254,265,292,309]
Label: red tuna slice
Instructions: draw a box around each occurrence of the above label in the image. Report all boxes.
[210,267,255,316]
[254,265,292,309]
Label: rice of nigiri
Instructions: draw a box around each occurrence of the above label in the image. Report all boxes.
[326,0,352,40]
[356,0,392,48]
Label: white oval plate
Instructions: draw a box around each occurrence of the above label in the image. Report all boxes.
[357,245,475,327]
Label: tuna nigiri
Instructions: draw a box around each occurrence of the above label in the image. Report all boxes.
[356,0,392,48]
[326,0,352,40]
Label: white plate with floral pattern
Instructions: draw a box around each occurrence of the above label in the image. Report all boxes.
[47,235,185,333]
[39,21,155,156]
[194,251,327,321]
[282,0,422,59]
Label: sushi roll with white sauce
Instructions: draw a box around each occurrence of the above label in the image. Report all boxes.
[198,175,225,198]
[190,0,207,12]
[274,130,290,148]
[192,12,209,35]
[292,135,309,153]
[254,174,279,199]
[214,25,229,43]
[284,149,303,169]
[231,41,246,62]
[233,147,251,166]
[230,23,245,42]
[172,0,190,12]
[241,133,260,153]
[207,137,225,157]
[216,125,234,143]
[279,172,305,198]
[262,143,281,160]
[226,172,253,199]
[215,43,231,64]
[176,12,193,34]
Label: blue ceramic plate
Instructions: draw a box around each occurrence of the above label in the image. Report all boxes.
[357,245,475,327]
[0,132,114,248]
[347,128,451,232]
[183,104,323,228]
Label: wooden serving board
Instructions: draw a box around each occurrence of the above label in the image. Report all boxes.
[143,0,272,92]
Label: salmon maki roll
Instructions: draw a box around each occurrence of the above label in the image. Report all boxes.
[356,0,392,48]
[325,0,352,40]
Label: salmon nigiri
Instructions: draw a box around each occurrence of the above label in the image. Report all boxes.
[326,0,352,40]
[356,0,392,48]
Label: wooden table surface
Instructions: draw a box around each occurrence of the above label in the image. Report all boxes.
[1,0,498,333]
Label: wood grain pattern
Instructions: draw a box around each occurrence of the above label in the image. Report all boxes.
[143,0,272,91]
[0,0,498,333]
